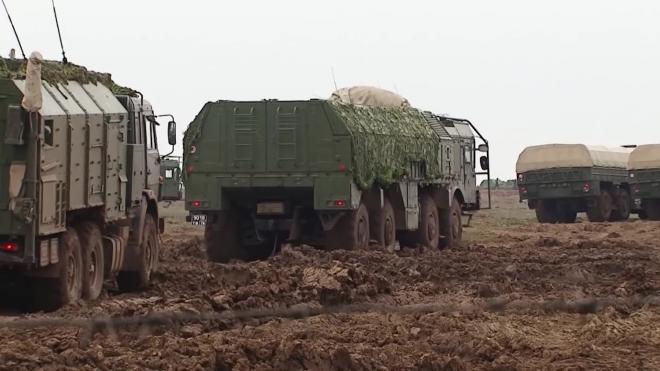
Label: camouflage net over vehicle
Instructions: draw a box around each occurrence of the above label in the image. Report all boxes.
[328,102,441,189]
[0,57,137,96]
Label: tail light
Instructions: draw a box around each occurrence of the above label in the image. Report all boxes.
[520,186,528,194]
[0,242,18,253]
[583,183,592,193]
[633,185,640,194]
[191,200,202,208]
[338,163,347,173]
[186,165,195,174]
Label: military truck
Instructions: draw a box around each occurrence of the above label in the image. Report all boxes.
[628,144,660,220]
[161,156,183,201]
[0,54,176,310]
[184,87,490,262]
[516,144,632,223]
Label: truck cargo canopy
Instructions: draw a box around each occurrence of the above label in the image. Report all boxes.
[329,86,410,108]
[629,144,660,170]
[516,144,631,173]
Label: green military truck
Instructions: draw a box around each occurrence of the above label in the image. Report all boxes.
[628,144,660,220]
[517,144,632,223]
[160,156,183,201]
[184,88,490,262]
[0,54,176,310]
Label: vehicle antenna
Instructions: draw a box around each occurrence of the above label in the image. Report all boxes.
[331,67,338,90]
[1,0,26,60]
[51,0,68,64]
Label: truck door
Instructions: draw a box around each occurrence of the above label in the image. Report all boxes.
[145,115,161,198]
[462,142,477,204]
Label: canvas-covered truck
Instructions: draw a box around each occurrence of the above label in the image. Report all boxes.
[0,53,177,310]
[161,156,183,201]
[517,144,632,223]
[184,87,490,262]
[628,144,660,220]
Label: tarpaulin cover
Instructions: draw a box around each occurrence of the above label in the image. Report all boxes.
[628,144,660,170]
[329,86,410,108]
[516,144,631,173]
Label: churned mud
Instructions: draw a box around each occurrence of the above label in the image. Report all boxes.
[0,191,659,370]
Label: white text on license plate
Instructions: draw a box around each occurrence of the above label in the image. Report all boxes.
[190,215,206,226]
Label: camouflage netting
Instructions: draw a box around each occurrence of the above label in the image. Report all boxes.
[328,102,441,189]
[0,57,137,96]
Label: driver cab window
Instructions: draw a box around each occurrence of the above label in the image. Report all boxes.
[464,147,472,164]
[147,119,158,149]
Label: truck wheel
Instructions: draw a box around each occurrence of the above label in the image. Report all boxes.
[439,196,462,248]
[37,228,83,311]
[76,222,105,301]
[587,191,613,222]
[205,211,247,263]
[327,204,370,250]
[610,189,631,221]
[559,209,578,223]
[372,199,396,248]
[643,199,660,220]
[535,200,558,223]
[117,216,159,292]
[416,195,439,249]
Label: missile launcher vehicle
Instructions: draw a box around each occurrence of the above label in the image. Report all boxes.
[184,87,490,262]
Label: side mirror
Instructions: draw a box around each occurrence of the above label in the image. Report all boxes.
[167,121,177,145]
[5,106,25,145]
[477,144,489,153]
[480,156,489,171]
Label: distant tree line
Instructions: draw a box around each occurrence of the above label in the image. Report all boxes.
[479,178,518,190]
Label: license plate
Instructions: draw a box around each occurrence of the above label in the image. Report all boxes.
[257,202,285,215]
[190,214,206,226]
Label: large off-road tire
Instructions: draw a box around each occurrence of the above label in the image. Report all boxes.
[76,222,105,301]
[610,189,631,222]
[439,196,462,248]
[117,216,159,292]
[415,195,440,249]
[643,199,660,221]
[205,211,248,263]
[535,199,559,223]
[327,204,370,250]
[36,228,83,311]
[558,208,578,223]
[372,199,396,248]
[587,191,613,222]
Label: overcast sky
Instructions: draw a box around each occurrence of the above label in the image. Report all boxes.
[2,0,659,179]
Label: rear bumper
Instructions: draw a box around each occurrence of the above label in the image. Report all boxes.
[631,182,660,199]
[185,174,358,212]
[518,181,598,201]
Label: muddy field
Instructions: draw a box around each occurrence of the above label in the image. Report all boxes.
[1,191,659,370]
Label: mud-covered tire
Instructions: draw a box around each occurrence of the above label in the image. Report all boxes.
[535,200,559,223]
[36,228,83,311]
[372,199,396,248]
[76,222,105,301]
[587,191,613,222]
[117,216,159,292]
[610,189,631,221]
[440,196,462,248]
[205,211,248,263]
[414,195,439,249]
[327,204,370,250]
[643,199,660,221]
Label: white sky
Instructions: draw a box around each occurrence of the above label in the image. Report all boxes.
[2,0,659,179]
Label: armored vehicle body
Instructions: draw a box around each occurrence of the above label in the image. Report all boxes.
[517,144,632,223]
[628,144,660,220]
[0,54,176,310]
[161,156,183,201]
[184,88,489,262]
